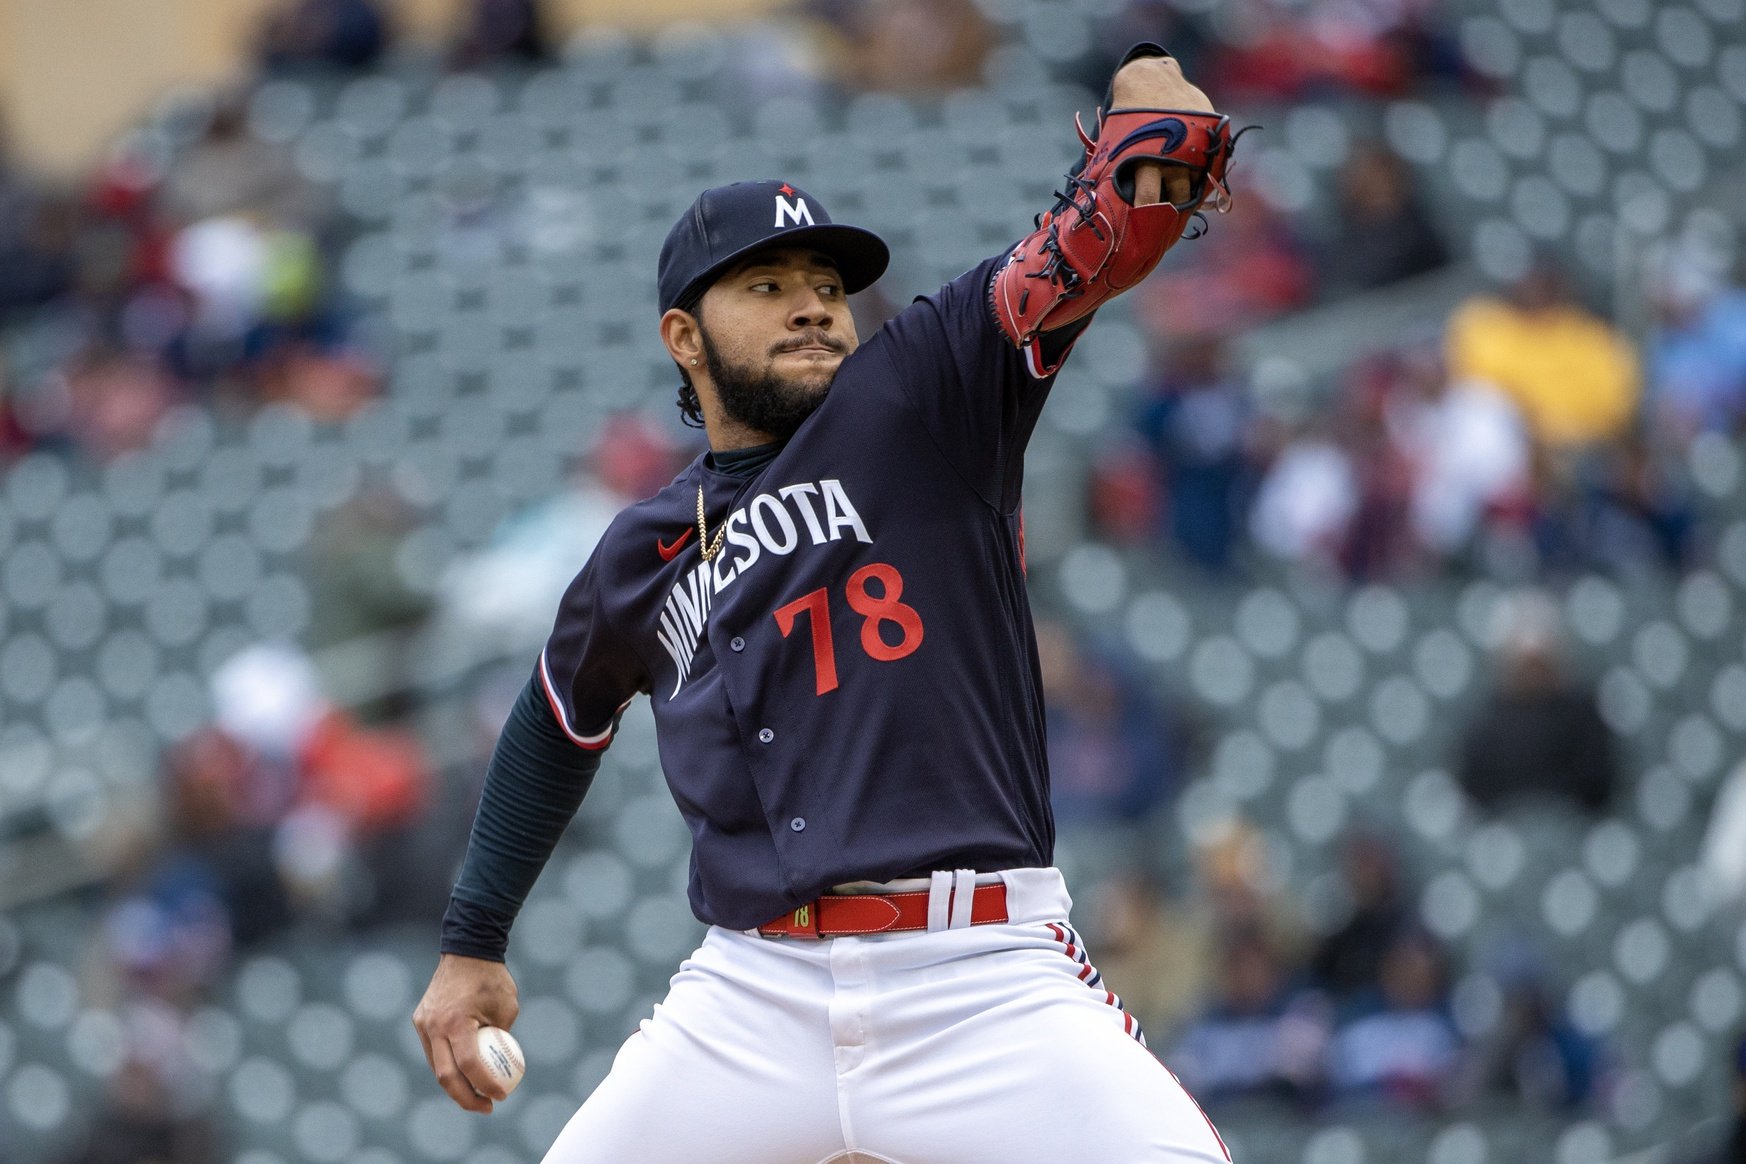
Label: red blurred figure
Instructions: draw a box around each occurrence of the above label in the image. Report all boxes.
[1139,194,1314,342]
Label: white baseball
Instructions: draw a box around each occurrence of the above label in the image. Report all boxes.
[475,1026,525,1097]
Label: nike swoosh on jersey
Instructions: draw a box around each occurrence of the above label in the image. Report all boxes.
[656,527,695,561]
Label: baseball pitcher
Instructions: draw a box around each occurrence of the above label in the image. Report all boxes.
[414,43,1240,1163]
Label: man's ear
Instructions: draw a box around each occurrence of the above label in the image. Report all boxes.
[661,307,703,368]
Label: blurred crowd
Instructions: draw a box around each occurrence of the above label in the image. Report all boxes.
[1080,4,1746,585]
[1039,588,1635,1123]
[258,0,554,73]
[1070,0,1477,106]
[37,408,687,1161]
[0,0,574,471]
[1091,820,1620,1122]
[51,637,447,1163]
[1100,224,1746,584]
[6,0,1741,593]
[0,94,372,466]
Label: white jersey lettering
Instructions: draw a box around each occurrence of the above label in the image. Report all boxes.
[779,483,828,544]
[750,494,799,555]
[656,607,693,695]
[821,479,873,544]
[673,564,709,648]
[657,476,875,697]
[725,508,760,575]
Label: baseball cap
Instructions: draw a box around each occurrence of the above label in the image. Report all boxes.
[657,180,890,315]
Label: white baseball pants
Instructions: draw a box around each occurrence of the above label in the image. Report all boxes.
[541,868,1230,1164]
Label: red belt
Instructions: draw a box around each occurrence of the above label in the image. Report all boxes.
[757,882,1009,939]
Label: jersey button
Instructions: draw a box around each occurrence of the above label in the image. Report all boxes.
[758,727,775,744]
[790,817,806,832]
[730,636,746,652]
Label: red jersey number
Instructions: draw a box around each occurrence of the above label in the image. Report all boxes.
[773,562,925,696]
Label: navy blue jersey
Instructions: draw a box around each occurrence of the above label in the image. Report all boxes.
[540,254,1073,930]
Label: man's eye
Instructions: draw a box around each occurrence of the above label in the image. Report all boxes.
[819,284,842,298]
[751,281,778,292]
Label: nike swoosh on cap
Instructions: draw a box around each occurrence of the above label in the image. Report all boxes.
[656,528,694,561]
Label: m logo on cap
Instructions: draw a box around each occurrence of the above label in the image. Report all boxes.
[774,187,815,229]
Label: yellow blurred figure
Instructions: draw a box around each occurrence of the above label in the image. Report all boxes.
[1446,265,1640,449]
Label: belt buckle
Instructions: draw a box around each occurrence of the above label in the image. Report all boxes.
[787,901,822,939]
[759,901,821,939]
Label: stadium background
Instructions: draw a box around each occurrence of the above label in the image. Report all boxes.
[1,0,1745,1161]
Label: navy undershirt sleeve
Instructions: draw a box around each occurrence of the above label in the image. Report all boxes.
[440,675,603,961]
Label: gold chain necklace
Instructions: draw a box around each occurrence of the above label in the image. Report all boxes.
[695,485,727,562]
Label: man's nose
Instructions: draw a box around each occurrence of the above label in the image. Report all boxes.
[789,288,834,328]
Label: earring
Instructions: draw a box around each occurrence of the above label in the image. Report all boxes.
[690,358,698,366]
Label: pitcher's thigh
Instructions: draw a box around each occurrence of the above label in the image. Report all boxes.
[540,1021,846,1164]
[862,993,1229,1164]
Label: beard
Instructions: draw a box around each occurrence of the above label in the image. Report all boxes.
[698,323,840,442]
